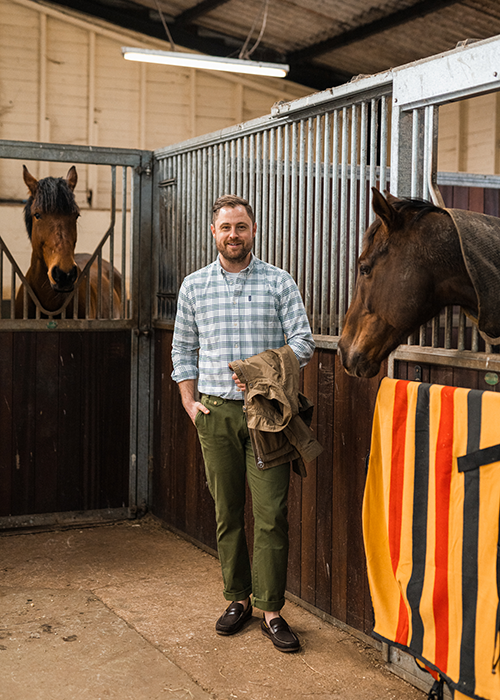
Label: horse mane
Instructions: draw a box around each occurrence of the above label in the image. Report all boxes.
[23,176,80,240]
[391,196,444,222]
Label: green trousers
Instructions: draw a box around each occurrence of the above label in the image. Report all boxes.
[195,394,291,612]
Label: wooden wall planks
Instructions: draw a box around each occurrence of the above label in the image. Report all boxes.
[0,330,131,517]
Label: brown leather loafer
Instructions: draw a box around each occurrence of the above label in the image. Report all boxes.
[215,601,253,635]
[261,616,301,652]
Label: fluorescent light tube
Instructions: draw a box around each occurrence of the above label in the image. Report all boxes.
[122,47,289,78]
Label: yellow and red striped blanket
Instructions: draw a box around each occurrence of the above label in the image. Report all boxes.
[364,378,500,699]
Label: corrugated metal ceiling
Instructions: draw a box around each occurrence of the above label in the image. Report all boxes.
[45,0,500,90]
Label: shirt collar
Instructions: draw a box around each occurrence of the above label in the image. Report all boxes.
[217,253,255,276]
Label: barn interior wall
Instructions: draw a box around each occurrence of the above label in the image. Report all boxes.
[438,93,500,174]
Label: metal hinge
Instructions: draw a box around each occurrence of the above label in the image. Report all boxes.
[135,163,152,176]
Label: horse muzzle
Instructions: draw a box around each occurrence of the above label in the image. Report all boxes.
[338,339,382,379]
[50,264,78,293]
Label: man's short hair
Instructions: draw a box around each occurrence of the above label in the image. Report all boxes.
[212,195,255,226]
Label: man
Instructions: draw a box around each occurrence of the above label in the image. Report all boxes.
[171,194,315,652]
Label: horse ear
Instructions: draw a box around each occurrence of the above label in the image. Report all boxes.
[384,191,401,206]
[371,188,396,228]
[23,165,38,196]
[66,166,78,191]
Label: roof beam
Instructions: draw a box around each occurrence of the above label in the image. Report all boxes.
[173,0,231,28]
[287,0,462,63]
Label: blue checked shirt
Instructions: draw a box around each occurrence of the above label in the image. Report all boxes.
[171,254,315,400]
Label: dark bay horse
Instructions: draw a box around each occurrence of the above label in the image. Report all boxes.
[15,165,121,319]
[338,189,482,378]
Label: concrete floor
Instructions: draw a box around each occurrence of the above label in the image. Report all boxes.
[0,516,426,700]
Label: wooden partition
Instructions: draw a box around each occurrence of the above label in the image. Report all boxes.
[0,330,131,520]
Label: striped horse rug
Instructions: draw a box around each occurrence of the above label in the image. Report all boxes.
[363,378,500,699]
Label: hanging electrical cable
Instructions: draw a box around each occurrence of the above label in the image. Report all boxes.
[238,0,270,60]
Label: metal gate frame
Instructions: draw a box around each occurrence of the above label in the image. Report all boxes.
[154,33,500,375]
[0,141,155,529]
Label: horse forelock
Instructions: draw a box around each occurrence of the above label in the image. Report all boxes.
[23,176,80,239]
[392,196,444,223]
[363,197,445,255]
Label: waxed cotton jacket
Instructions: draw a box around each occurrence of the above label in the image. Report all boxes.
[230,345,323,477]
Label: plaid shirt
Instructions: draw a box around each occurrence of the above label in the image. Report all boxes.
[171,254,315,400]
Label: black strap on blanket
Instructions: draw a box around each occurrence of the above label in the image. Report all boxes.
[493,511,500,673]
[427,678,444,700]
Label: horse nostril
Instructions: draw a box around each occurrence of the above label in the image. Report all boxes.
[51,265,76,291]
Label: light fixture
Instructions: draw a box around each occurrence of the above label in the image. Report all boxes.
[121,47,289,78]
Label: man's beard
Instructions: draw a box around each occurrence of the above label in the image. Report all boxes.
[217,239,253,264]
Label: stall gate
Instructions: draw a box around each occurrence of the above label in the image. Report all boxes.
[151,33,500,679]
[0,141,155,529]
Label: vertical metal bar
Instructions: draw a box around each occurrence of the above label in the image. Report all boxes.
[243,135,249,200]
[379,95,388,195]
[180,152,187,281]
[348,104,359,306]
[197,150,204,270]
[458,308,466,351]
[358,101,368,250]
[305,116,315,321]
[249,133,255,213]
[230,140,236,193]
[224,141,230,193]
[255,131,262,260]
[297,119,307,296]
[432,315,439,347]
[312,115,322,333]
[338,106,349,331]
[275,126,283,269]
[330,109,340,335]
[282,123,290,273]
[444,306,452,349]
[236,137,243,195]
[108,167,117,317]
[97,251,103,319]
[261,130,269,262]
[12,267,17,319]
[121,166,128,318]
[321,112,331,334]
[207,146,214,264]
[190,150,197,273]
[422,106,432,202]
[290,121,298,282]
[369,98,379,224]
[268,128,276,266]
[471,324,479,352]
[411,109,420,198]
[201,148,208,267]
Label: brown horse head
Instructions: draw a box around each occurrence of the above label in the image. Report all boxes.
[23,165,80,293]
[338,189,476,378]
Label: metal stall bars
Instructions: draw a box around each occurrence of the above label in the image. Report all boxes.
[154,71,393,345]
[389,35,500,374]
[0,143,139,326]
[0,140,154,528]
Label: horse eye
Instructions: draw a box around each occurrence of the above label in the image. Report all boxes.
[359,264,371,276]
[34,213,41,220]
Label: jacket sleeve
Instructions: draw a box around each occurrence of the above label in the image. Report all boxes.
[171,281,200,383]
[277,273,315,368]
